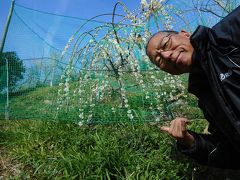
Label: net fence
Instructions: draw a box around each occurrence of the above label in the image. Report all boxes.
[1,0,237,124]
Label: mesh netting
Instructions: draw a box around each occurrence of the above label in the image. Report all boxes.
[1,0,236,123]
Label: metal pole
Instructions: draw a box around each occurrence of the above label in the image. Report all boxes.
[5,58,9,120]
[1,0,15,120]
[0,0,15,53]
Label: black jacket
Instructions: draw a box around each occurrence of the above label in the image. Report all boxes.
[177,6,240,169]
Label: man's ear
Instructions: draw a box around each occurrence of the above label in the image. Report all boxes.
[179,30,191,38]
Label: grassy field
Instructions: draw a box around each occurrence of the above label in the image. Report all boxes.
[1,119,240,179]
[1,78,240,179]
[0,119,199,179]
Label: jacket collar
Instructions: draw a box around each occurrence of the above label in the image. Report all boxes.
[189,25,210,71]
[188,26,210,96]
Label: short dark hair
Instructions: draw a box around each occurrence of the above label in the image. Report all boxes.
[145,30,178,56]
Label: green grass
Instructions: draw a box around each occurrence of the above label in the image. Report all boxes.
[1,75,240,178]
[0,120,197,179]
[1,119,240,179]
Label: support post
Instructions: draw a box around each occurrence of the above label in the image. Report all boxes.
[0,0,15,53]
[1,0,15,120]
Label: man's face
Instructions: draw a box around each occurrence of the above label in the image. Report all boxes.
[146,31,194,75]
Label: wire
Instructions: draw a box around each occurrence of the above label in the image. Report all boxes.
[14,3,141,27]
[20,56,160,72]
[13,9,64,53]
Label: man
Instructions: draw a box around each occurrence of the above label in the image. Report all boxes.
[146,6,240,169]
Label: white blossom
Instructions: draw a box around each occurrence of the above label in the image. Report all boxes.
[78,121,84,126]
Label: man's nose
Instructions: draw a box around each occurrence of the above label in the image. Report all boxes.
[156,50,173,59]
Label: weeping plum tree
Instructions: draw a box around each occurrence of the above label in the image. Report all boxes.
[55,0,197,124]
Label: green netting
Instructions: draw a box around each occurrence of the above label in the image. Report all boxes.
[1,0,238,124]
[0,59,7,119]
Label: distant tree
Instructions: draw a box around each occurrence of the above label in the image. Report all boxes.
[0,52,25,92]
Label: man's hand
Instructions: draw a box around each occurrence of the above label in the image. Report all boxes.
[160,118,195,148]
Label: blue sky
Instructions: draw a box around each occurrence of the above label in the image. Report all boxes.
[0,0,226,60]
[0,0,144,59]
[0,0,140,43]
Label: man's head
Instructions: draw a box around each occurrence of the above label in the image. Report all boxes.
[146,30,194,75]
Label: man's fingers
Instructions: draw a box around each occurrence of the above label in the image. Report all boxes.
[176,118,191,124]
[184,119,191,124]
[160,126,170,133]
[160,119,191,136]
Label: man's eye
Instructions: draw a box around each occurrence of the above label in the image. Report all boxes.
[162,41,169,50]
[161,36,171,50]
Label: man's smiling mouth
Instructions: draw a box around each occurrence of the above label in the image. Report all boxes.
[176,52,182,64]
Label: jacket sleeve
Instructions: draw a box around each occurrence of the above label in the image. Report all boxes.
[177,95,240,168]
[211,6,240,50]
[177,129,240,169]
[176,130,218,165]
